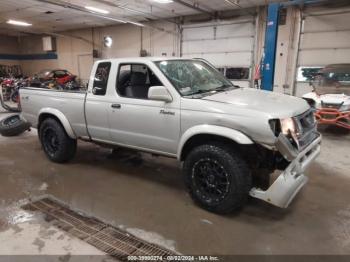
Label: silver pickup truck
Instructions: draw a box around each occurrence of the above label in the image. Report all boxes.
[20,57,321,214]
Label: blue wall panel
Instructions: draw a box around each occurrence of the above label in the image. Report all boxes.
[0,52,58,60]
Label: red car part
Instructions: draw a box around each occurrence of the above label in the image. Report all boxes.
[315,108,350,130]
[56,75,76,85]
[2,79,14,86]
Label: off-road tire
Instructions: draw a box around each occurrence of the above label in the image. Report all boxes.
[183,142,252,214]
[39,118,77,163]
[0,114,30,137]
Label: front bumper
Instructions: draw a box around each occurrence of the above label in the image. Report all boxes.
[249,133,322,208]
[315,108,350,130]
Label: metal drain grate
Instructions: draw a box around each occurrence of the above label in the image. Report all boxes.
[22,197,175,260]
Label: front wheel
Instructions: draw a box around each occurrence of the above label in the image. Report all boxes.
[39,118,77,163]
[183,142,252,214]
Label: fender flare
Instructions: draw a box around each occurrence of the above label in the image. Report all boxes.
[177,125,254,160]
[38,108,76,139]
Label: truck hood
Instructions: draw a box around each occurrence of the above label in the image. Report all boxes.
[202,88,309,118]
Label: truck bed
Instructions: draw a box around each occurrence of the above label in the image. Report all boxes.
[20,87,88,138]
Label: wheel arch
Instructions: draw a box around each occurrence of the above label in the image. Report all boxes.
[178,125,254,161]
[38,108,76,139]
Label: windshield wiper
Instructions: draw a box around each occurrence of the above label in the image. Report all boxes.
[186,89,212,96]
[213,84,235,92]
[184,84,236,97]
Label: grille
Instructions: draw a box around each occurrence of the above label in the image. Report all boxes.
[294,109,318,150]
[22,197,176,261]
[297,110,316,131]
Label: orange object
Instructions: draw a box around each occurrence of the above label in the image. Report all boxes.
[315,108,350,130]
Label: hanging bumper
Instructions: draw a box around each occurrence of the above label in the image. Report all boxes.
[249,133,322,208]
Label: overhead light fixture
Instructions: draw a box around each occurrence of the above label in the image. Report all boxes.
[127,21,145,27]
[85,6,110,14]
[99,15,126,23]
[151,0,173,3]
[6,19,32,27]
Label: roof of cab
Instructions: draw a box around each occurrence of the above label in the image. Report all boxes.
[95,57,192,63]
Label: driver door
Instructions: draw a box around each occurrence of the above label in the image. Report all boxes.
[108,63,180,155]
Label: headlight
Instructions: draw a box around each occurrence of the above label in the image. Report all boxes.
[280,118,296,136]
[280,118,300,148]
[269,118,300,138]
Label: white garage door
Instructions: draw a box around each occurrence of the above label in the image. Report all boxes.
[295,7,350,96]
[181,17,256,87]
[78,54,94,85]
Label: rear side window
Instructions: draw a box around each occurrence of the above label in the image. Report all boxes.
[93,62,111,96]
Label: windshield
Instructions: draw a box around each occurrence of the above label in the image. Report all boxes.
[312,64,350,95]
[155,60,235,96]
[37,70,52,78]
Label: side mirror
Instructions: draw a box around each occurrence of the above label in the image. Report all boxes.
[148,86,172,102]
[92,86,105,95]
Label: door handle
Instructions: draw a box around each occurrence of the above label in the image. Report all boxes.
[111,103,121,109]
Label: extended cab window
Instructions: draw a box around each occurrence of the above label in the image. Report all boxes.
[116,64,162,99]
[93,62,111,96]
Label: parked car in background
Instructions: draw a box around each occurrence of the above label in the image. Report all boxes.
[20,57,321,214]
[29,69,76,87]
[28,69,84,91]
[303,64,350,130]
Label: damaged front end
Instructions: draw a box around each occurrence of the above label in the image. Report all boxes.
[250,109,322,208]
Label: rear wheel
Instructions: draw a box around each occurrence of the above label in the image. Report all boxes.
[39,118,77,163]
[183,142,252,214]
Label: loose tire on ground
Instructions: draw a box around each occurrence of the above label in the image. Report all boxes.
[183,142,252,214]
[0,114,30,137]
[39,118,77,163]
